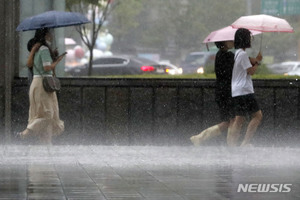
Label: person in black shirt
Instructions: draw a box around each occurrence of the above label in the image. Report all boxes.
[190,41,235,146]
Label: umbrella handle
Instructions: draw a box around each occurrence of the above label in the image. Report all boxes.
[206,43,209,51]
[259,33,263,53]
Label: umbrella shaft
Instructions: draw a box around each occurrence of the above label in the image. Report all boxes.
[259,33,263,53]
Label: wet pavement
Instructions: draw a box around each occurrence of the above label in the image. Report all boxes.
[0,145,299,200]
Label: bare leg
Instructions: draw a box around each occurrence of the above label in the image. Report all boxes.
[227,116,245,146]
[226,118,235,138]
[190,122,229,146]
[228,118,235,129]
[219,122,230,132]
[240,110,262,146]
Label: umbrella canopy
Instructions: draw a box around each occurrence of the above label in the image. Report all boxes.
[16,10,90,32]
[203,26,261,43]
[231,14,294,33]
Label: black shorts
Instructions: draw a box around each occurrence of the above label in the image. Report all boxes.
[215,94,235,122]
[233,94,260,116]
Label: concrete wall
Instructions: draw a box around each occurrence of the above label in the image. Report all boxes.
[10,78,300,146]
[0,0,19,142]
[1,0,299,146]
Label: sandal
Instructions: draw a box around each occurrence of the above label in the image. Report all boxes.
[15,129,29,139]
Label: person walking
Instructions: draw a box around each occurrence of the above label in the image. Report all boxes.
[190,40,235,146]
[17,28,66,145]
[227,28,263,147]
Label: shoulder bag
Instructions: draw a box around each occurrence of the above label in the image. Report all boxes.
[34,65,61,93]
[42,75,61,93]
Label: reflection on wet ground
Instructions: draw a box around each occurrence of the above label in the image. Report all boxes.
[0,145,299,200]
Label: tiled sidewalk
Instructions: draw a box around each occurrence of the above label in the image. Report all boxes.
[0,145,299,200]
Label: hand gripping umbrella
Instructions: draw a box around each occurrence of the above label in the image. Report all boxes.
[231,14,294,51]
[16,10,90,31]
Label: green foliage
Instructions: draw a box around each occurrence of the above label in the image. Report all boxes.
[88,73,299,80]
[105,0,299,65]
[65,0,113,76]
[89,73,216,79]
[255,63,271,74]
[107,0,144,42]
[138,0,208,51]
[66,0,104,11]
[66,0,104,8]
[133,0,248,57]
[65,0,300,77]
[204,65,215,74]
[252,74,300,79]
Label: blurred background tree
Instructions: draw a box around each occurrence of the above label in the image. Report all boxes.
[107,0,298,65]
[107,0,143,55]
[66,0,118,75]
[66,0,300,67]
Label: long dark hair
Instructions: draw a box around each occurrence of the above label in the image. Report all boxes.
[34,28,49,44]
[27,38,36,52]
[27,28,56,60]
[234,28,251,49]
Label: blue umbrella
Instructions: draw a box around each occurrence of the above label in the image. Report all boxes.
[16,10,90,32]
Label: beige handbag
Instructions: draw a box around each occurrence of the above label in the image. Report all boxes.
[34,65,61,93]
[42,75,61,93]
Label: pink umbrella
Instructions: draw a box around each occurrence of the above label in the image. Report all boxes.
[231,14,293,51]
[231,14,294,33]
[203,26,261,43]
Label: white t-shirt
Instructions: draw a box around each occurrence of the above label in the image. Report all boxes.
[231,49,254,97]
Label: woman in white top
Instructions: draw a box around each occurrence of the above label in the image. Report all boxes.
[227,28,263,147]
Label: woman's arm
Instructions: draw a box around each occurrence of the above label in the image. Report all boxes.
[247,52,263,75]
[26,43,41,68]
[247,63,259,75]
[249,57,257,66]
[43,52,67,71]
